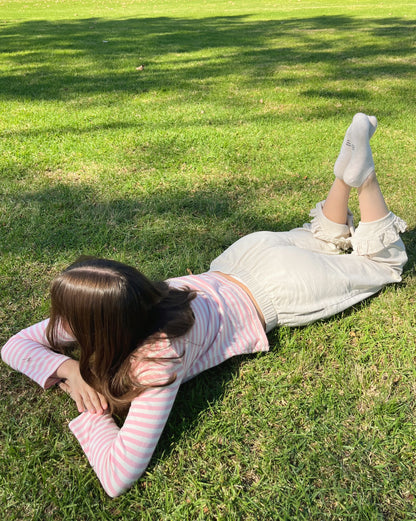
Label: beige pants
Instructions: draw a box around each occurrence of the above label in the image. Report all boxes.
[210,202,408,331]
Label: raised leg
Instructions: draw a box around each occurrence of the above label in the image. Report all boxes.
[324,112,388,225]
[357,171,389,223]
[322,178,351,224]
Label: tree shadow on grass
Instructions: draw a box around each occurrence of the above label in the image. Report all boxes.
[0,176,307,268]
[401,227,416,275]
[0,14,414,107]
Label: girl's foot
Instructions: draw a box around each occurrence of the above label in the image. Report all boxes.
[334,113,377,186]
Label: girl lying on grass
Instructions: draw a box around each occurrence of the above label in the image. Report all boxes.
[2,113,407,497]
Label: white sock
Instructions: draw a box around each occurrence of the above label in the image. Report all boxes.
[342,113,378,187]
[334,113,377,181]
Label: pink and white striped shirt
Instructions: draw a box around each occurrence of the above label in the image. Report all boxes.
[1,272,268,497]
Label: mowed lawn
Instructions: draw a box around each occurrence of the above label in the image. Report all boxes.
[0,0,415,519]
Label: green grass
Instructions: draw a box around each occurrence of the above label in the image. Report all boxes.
[1,0,416,519]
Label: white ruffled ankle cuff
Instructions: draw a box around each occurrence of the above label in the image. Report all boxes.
[307,200,354,251]
[350,212,407,255]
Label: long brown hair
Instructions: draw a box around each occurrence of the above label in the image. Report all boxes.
[46,257,196,412]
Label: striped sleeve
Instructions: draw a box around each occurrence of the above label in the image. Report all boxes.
[68,368,184,497]
[1,319,71,389]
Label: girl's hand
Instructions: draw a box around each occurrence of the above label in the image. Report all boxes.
[55,359,108,415]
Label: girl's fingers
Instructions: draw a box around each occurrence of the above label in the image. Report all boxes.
[86,389,109,415]
[76,395,87,413]
[58,381,69,392]
[64,388,85,413]
[82,392,97,414]
[98,393,108,412]
[88,391,104,414]
[59,380,107,415]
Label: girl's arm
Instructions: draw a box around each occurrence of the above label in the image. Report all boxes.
[1,319,71,389]
[1,321,107,413]
[3,321,184,497]
[68,370,184,498]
